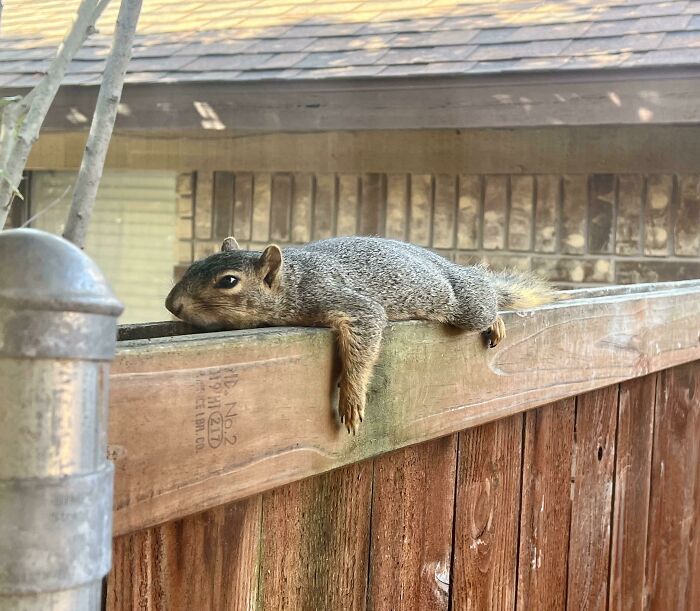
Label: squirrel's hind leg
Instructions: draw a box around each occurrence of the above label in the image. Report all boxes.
[443,279,504,348]
[484,315,506,348]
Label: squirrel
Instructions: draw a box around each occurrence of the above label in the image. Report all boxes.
[165,236,559,434]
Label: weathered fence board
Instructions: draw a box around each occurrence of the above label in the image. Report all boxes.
[109,283,700,534]
[258,461,373,611]
[450,414,523,611]
[646,364,700,611]
[567,385,619,611]
[516,399,576,611]
[106,361,700,611]
[608,374,656,611]
[368,435,457,611]
[107,496,261,610]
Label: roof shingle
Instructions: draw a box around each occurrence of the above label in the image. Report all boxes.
[1,0,700,88]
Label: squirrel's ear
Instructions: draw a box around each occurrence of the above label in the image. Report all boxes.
[221,236,240,252]
[256,244,282,287]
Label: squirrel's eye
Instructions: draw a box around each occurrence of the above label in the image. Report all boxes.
[215,275,238,289]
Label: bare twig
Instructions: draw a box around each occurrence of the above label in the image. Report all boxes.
[21,183,73,228]
[63,0,143,248]
[0,0,112,228]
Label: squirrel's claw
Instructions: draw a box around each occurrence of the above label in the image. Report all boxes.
[484,316,506,348]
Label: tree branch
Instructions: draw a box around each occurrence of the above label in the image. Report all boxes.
[0,0,112,228]
[63,0,143,248]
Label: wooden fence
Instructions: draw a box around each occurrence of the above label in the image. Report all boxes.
[106,281,700,610]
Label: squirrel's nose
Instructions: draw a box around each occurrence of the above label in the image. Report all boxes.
[165,289,183,317]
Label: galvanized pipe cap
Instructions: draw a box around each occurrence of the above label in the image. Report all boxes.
[0,229,124,359]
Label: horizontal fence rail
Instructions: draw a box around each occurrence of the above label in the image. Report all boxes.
[109,280,700,536]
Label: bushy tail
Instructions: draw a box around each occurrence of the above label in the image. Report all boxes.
[487,268,563,310]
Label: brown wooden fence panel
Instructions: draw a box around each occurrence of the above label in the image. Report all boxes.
[104,363,700,611]
[567,385,619,611]
[368,435,457,611]
[258,461,373,611]
[450,414,523,611]
[516,398,576,611]
[646,364,700,611]
[107,496,261,610]
[609,374,656,611]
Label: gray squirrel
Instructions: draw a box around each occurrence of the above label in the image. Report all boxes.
[166,236,559,433]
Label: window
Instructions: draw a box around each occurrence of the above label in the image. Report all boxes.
[30,170,177,324]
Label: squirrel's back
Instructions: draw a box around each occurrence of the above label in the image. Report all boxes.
[294,236,557,313]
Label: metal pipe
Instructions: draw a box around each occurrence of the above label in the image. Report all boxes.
[0,228,123,610]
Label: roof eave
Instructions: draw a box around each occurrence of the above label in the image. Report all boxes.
[9,65,700,132]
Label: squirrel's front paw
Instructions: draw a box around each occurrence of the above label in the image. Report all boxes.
[338,388,364,435]
[484,315,506,348]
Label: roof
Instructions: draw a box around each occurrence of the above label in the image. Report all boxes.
[2,0,700,87]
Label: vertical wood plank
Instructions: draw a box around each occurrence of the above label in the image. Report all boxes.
[252,173,271,243]
[609,374,656,611]
[588,174,616,254]
[508,175,534,252]
[359,173,383,236]
[409,174,432,246]
[270,173,292,242]
[517,399,576,611]
[314,173,335,240]
[259,461,372,611]
[194,171,213,240]
[483,175,508,250]
[457,174,481,250]
[106,496,262,611]
[676,175,700,256]
[616,175,643,256]
[432,174,456,249]
[212,171,235,240]
[336,174,359,237]
[107,529,161,611]
[451,414,523,611]
[233,172,253,242]
[560,175,587,255]
[176,172,194,264]
[385,174,408,240]
[646,363,700,611]
[291,173,313,244]
[644,175,672,257]
[567,385,618,611]
[368,435,457,611]
[534,175,560,253]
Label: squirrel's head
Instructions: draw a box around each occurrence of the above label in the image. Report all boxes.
[165,237,284,330]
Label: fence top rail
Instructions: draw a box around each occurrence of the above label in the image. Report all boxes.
[110,281,700,534]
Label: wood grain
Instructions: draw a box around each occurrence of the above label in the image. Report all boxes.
[451,414,523,611]
[212,171,235,240]
[567,385,618,611]
[517,399,575,611]
[259,460,372,611]
[109,284,700,535]
[646,363,700,611]
[359,173,383,236]
[106,495,262,611]
[608,374,656,611]
[368,434,457,611]
[38,76,700,133]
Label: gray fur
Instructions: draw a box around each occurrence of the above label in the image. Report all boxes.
[166,236,555,433]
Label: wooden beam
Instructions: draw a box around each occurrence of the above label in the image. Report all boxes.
[26,126,700,176]
[109,282,700,535]
[13,68,700,133]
